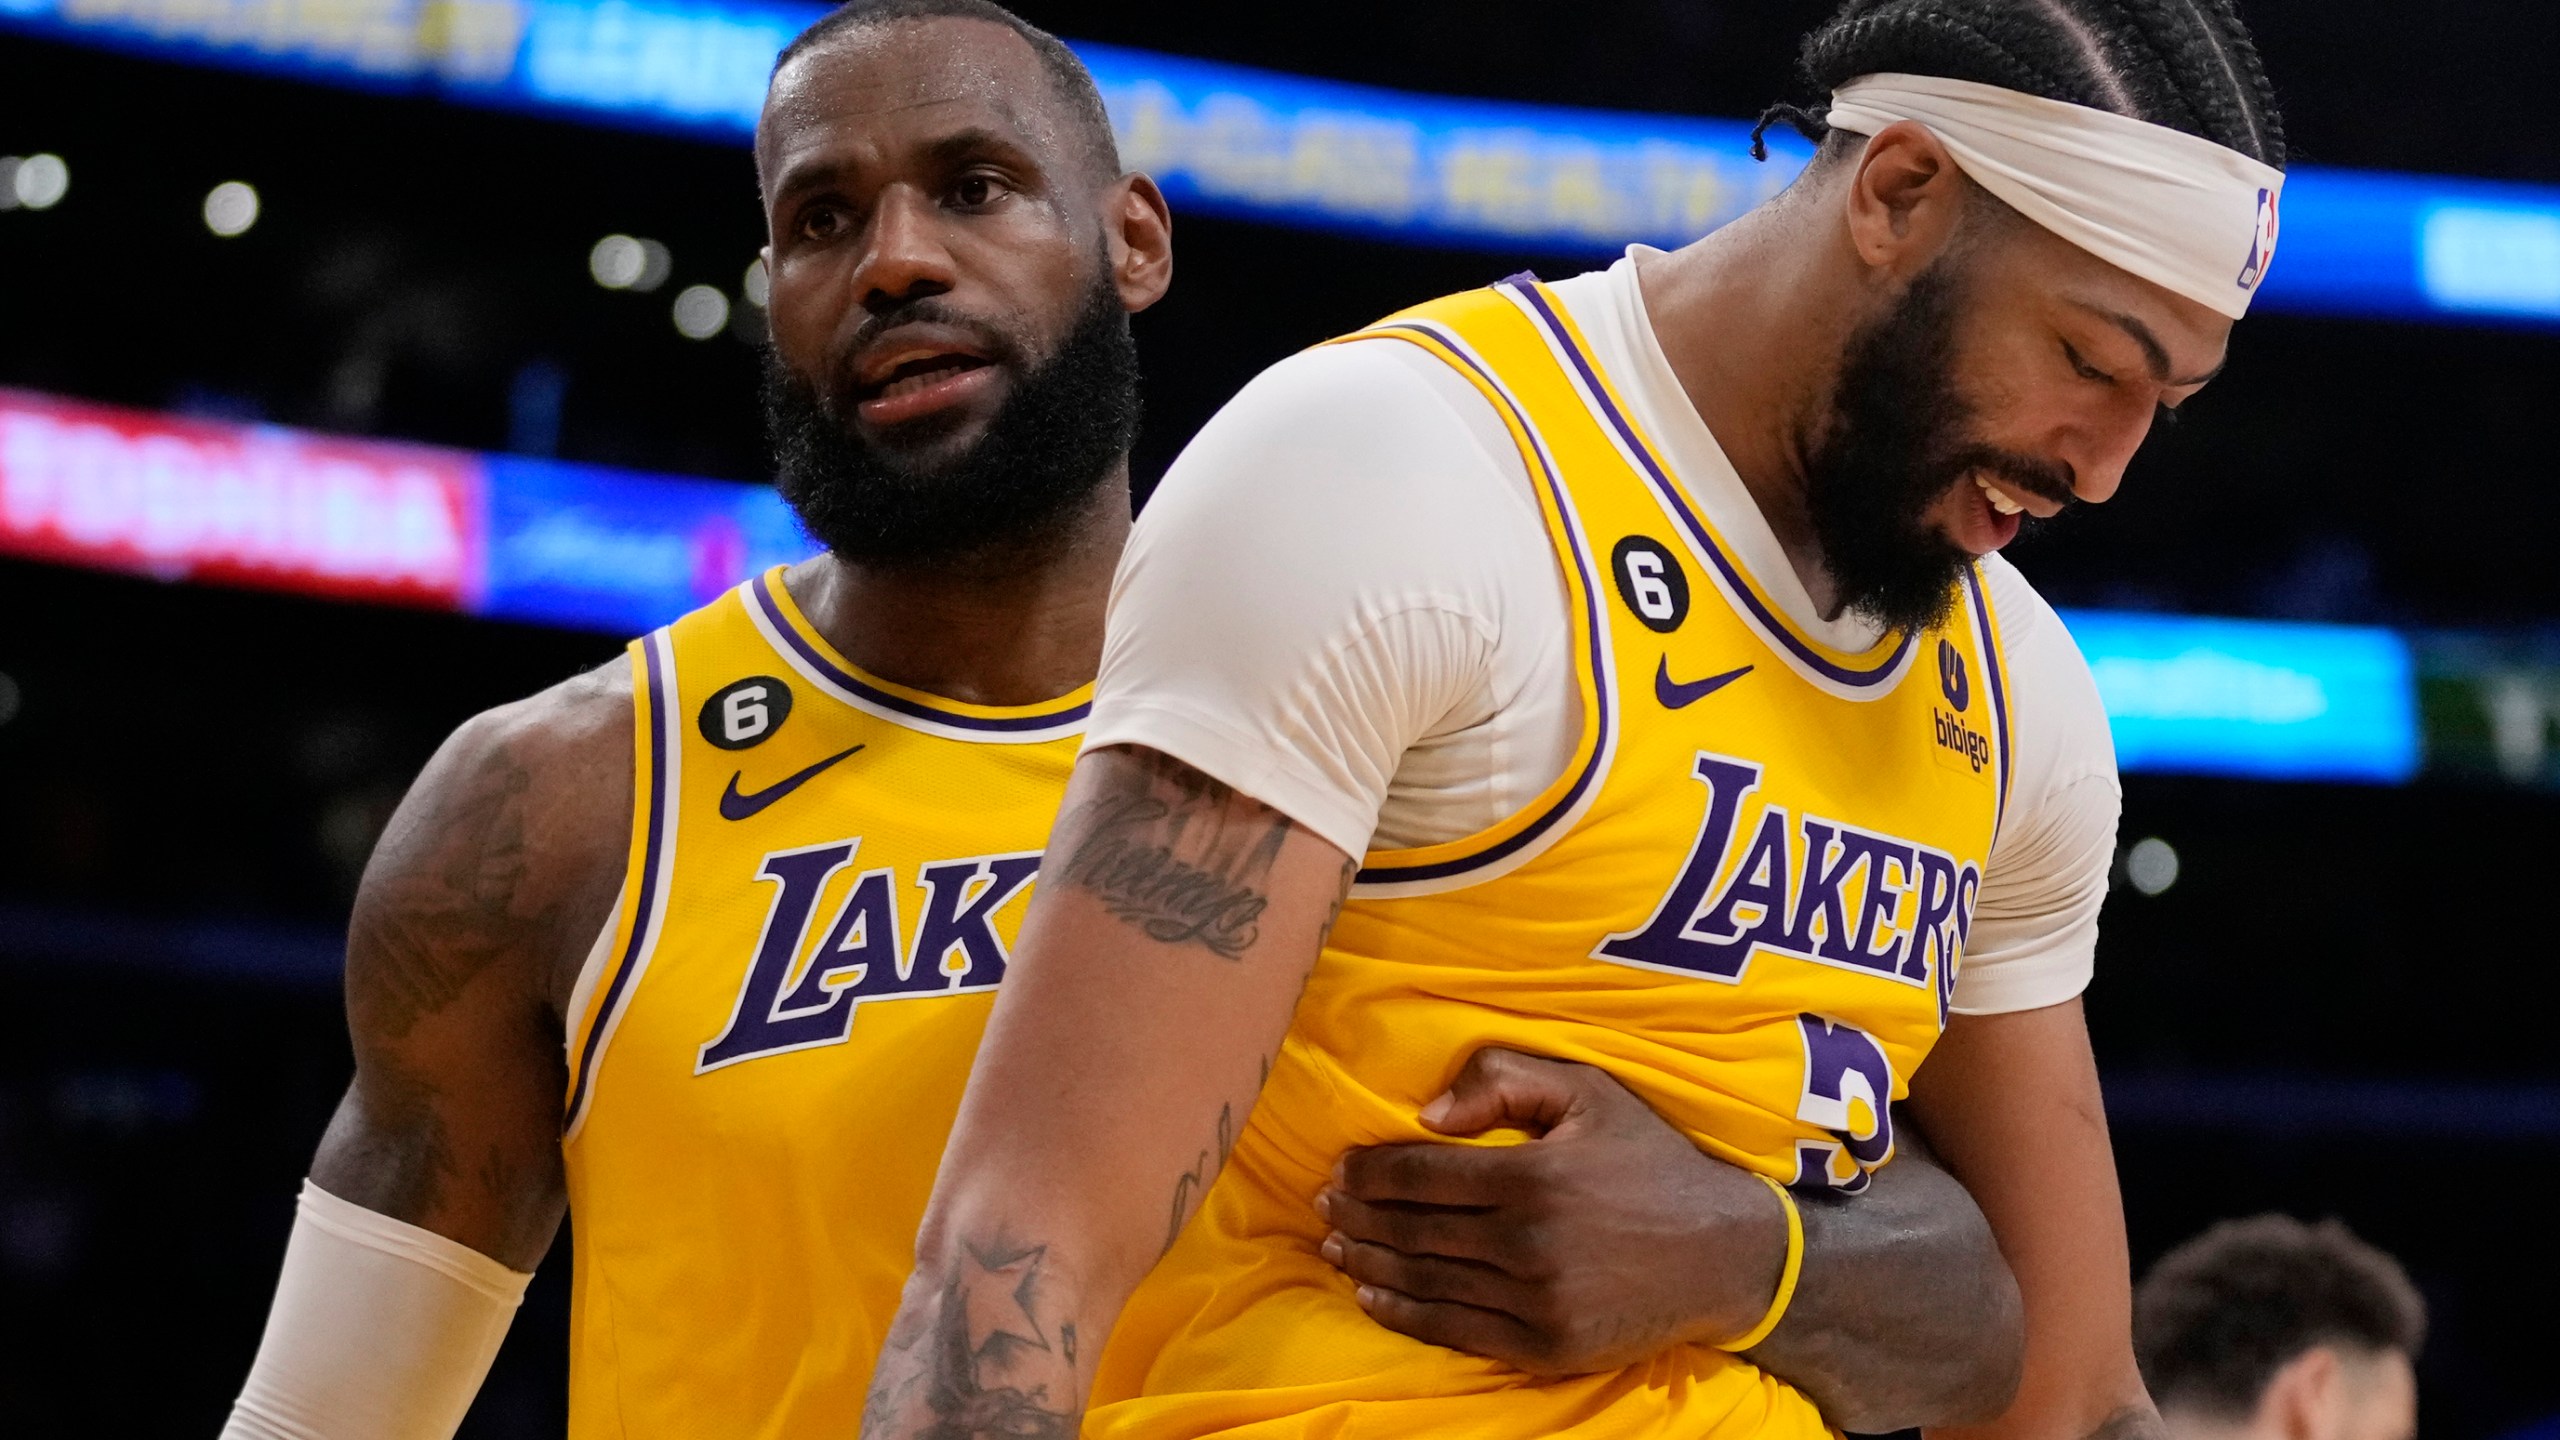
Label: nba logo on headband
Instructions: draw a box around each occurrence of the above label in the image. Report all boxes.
[2238,187,2280,292]
[1824,74,2289,319]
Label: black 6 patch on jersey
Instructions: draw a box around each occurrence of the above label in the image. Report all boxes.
[1610,536,1690,633]
[700,676,794,750]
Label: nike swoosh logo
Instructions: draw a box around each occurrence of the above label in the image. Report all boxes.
[1655,657,1754,710]
[719,744,866,821]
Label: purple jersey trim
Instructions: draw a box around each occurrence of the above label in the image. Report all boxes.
[1354,318,1614,887]
[1501,275,1919,689]
[564,629,673,1130]
[749,570,1091,734]
[1963,565,2016,837]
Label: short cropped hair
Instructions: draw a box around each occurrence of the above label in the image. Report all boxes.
[771,0,1120,175]
[2136,1215,2428,1419]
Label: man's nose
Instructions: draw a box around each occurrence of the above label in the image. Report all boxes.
[850,187,956,312]
[2063,402,2159,506]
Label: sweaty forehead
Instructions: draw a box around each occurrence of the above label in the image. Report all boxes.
[758,17,1066,183]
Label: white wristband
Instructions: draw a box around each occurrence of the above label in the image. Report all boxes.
[220,1181,532,1440]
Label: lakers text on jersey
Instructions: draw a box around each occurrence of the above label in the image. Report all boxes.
[558,568,1088,1438]
[1089,277,2013,1440]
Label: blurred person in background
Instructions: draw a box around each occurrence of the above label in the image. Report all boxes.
[2137,1216,2425,1440]
[216,1,2033,1436]
[864,0,2295,1437]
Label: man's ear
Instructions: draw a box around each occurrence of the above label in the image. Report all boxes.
[2257,1345,2346,1440]
[1105,172,1174,314]
[1841,120,1971,281]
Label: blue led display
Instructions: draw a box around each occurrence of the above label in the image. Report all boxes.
[9,0,2560,326]
[2057,610,2422,784]
[478,455,810,634]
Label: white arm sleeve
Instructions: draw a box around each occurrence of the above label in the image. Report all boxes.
[1088,340,1554,858]
[221,1181,530,1440]
[1949,558,2123,1016]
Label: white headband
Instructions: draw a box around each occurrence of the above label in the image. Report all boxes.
[1825,72,2284,319]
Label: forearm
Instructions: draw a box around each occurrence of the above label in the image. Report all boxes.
[1910,1001,2156,1440]
[1748,1141,2023,1432]
[873,1041,1273,1437]
[224,1182,530,1440]
[863,746,1352,1438]
[871,1084,1261,1437]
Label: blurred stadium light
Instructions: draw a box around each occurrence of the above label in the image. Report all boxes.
[2060,610,2422,784]
[8,383,2549,788]
[7,0,2560,326]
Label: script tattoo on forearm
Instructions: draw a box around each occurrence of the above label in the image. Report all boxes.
[1054,751,1293,959]
[1317,856,1356,947]
[1163,1101,1238,1256]
[865,1234,1081,1440]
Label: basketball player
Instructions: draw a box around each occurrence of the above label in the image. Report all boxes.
[217,4,2030,1435]
[863,2,2292,1440]
[2138,1217,2425,1440]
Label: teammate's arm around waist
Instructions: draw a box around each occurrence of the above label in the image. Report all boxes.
[861,743,1356,1439]
[222,662,633,1440]
[1316,1047,2023,1429]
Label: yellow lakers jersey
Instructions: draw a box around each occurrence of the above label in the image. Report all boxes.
[1092,278,2013,1439]
[558,568,1087,1438]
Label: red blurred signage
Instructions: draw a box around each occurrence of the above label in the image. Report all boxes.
[0,389,482,609]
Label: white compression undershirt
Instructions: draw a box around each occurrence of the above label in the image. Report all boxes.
[221,1181,530,1440]
[1088,248,2120,1015]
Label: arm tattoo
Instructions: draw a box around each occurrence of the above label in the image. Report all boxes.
[1054,752,1292,959]
[332,1049,461,1218]
[353,746,552,1040]
[1163,1101,1238,1256]
[867,1235,1081,1440]
[1316,857,1357,948]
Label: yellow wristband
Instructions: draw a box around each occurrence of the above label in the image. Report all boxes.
[1714,1174,1804,1353]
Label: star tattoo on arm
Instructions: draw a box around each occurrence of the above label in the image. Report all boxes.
[869,1235,1081,1440]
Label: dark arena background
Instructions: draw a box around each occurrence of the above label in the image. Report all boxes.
[5,0,2559,1433]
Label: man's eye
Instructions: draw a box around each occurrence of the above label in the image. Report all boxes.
[799,205,847,240]
[950,175,1008,208]
[2061,341,2112,385]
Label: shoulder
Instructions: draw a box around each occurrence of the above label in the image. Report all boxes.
[431,655,635,856]
[1157,338,1521,507]
[1978,555,2113,787]
[346,656,636,1033]
[1953,562,2119,1014]
[1132,339,1542,598]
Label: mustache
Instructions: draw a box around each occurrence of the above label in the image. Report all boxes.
[824,296,1025,394]
[1940,444,2075,509]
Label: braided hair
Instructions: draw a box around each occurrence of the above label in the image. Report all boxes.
[1757,0,2285,168]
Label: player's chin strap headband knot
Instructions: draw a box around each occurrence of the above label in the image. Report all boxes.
[1822,72,2285,320]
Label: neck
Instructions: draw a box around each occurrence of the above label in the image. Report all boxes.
[1635,200,1866,618]
[784,467,1132,707]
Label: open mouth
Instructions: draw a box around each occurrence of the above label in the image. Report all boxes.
[846,340,1000,427]
[1973,471,2027,517]
[857,352,992,404]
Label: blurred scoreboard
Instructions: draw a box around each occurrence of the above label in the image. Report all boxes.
[5,0,2560,323]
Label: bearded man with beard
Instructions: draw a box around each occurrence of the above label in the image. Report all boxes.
[215,4,2050,1438]
[870,3,2294,1440]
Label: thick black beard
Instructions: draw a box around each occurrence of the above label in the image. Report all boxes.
[763,273,1140,567]
[1802,261,2070,634]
